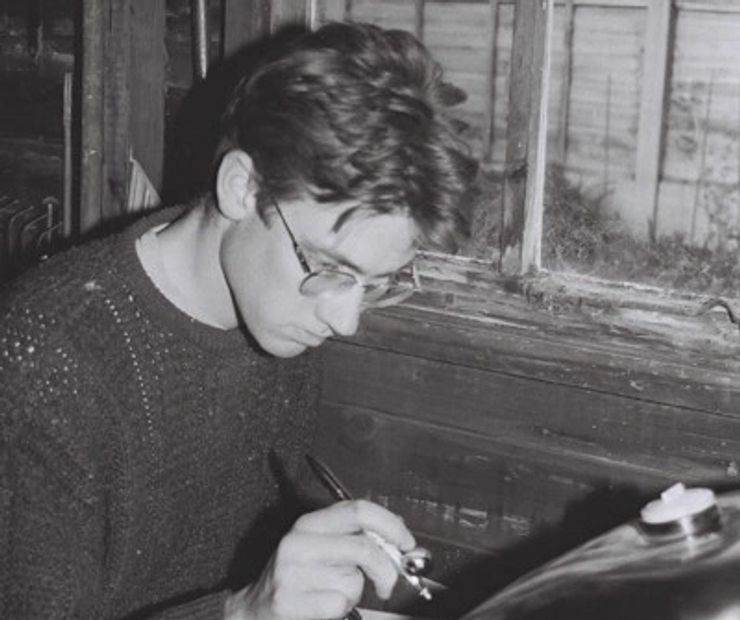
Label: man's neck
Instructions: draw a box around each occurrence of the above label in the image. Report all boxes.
[136,202,238,329]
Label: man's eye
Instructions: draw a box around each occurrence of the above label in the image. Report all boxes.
[363,277,391,292]
[304,249,342,272]
[316,261,340,271]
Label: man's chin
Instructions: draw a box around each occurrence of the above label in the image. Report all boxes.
[257,335,309,358]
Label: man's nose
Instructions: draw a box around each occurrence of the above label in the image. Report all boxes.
[315,287,363,337]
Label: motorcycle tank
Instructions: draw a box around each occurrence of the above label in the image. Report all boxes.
[461,484,740,620]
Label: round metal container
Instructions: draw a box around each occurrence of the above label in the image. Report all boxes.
[462,485,740,620]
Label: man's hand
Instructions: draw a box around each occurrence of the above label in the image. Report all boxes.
[225,499,416,620]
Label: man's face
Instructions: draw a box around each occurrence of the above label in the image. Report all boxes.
[220,197,418,358]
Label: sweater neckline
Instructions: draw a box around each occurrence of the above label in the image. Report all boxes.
[113,205,265,357]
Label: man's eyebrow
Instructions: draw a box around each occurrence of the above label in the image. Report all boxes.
[304,243,410,279]
[304,243,367,275]
[331,206,361,233]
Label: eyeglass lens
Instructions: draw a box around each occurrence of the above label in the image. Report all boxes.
[299,269,417,307]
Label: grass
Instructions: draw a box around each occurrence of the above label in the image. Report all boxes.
[461,163,740,299]
[543,166,740,297]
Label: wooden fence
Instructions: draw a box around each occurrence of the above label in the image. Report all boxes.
[315,0,740,249]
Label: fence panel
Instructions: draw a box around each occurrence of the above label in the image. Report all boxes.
[314,0,740,248]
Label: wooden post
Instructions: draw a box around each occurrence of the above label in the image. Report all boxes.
[499,0,554,275]
[483,0,499,162]
[691,71,714,246]
[271,0,310,31]
[80,0,104,234]
[101,0,132,222]
[737,81,740,233]
[414,0,426,42]
[222,0,272,58]
[556,0,574,163]
[130,0,166,194]
[63,72,73,238]
[28,0,43,62]
[603,74,612,192]
[80,0,166,234]
[222,0,307,59]
[635,0,673,242]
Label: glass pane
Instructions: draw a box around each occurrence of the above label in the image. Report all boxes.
[313,0,504,261]
[315,0,740,298]
[543,2,740,297]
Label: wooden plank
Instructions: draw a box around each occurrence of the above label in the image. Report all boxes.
[333,309,740,414]
[556,0,574,162]
[414,0,426,41]
[482,0,499,161]
[527,0,646,5]
[322,341,740,474]
[312,401,698,537]
[80,0,165,231]
[222,0,271,58]
[271,0,309,31]
[309,399,720,595]
[101,0,132,222]
[677,1,740,13]
[63,72,73,238]
[80,0,105,234]
[316,319,740,585]
[401,0,647,6]
[499,0,553,274]
[28,0,42,60]
[130,0,166,193]
[635,0,673,241]
[322,247,740,409]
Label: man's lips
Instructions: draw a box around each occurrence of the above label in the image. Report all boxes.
[296,328,329,346]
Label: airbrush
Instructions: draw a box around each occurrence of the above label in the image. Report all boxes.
[305,454,435,601]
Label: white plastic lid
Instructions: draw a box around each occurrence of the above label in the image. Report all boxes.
[640,483,717,525]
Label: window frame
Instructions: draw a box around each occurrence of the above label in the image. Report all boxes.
[250,0,740,373]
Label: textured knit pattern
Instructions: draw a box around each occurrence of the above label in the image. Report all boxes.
[0,207,321,620]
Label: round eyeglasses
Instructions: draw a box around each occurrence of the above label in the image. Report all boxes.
[270,197,420,308]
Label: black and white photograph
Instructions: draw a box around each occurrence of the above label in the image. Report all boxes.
[2,1,740,619]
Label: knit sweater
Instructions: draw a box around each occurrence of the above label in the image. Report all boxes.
[0,207,321,620]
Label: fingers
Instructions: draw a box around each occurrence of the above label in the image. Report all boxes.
[254,561,365,620]
[294,499,416,552]
[239,499,416,620]
[276,530,399,599]
[284,499,416,600]
[283,590,359,620]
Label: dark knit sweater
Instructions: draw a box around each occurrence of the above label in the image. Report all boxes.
[0,207,321,620]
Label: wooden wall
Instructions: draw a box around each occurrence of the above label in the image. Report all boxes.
[310,273,740,613]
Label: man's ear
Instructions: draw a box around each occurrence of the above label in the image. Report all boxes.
[215,149,258,221]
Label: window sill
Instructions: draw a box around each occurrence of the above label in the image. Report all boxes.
[317,253,740,584]
[336,252,740,411]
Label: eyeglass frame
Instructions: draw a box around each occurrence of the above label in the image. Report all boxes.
[268,195,420,308]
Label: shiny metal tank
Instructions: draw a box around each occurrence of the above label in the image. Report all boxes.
[461,484,740,620]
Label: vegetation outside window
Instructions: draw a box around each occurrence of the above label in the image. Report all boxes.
[314,0,740,303]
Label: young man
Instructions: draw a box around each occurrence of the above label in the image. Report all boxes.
[0,22,476,620]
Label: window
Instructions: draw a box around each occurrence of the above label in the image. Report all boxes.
[543,0,740,298]
[313,0,740,305]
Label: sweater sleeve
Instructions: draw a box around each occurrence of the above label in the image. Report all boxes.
[143,591,231,620]
[1,415,106,619]
[1,371,233,620]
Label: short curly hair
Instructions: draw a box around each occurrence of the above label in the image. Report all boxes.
[217,21,477,253]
